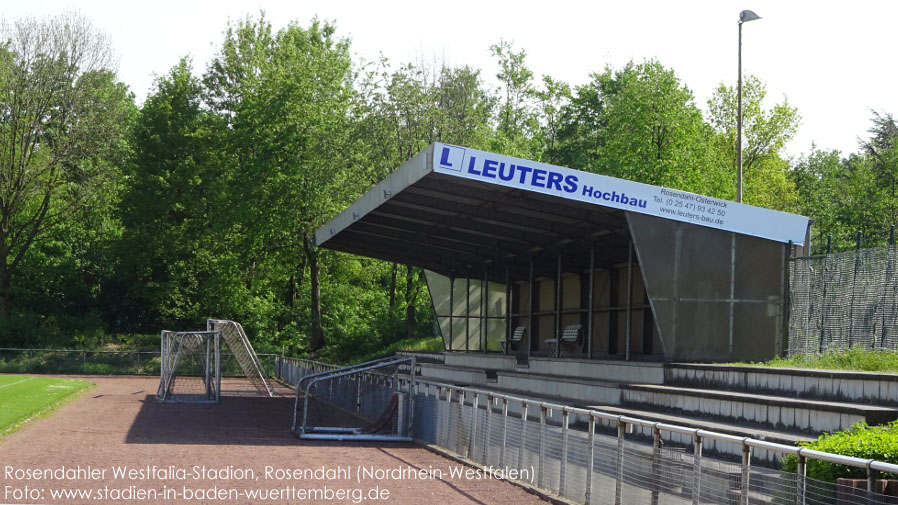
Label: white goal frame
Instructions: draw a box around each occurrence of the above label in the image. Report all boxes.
[156,330,221,403]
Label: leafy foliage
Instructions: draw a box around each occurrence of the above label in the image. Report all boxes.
[732,347,898,374]
[782,421,898,482]
[549,60,727,197]
[2,12,896,363]
[0,13,135,317]
[791,112,898,252]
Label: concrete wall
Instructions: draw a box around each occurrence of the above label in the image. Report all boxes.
[527,357,664,384]
[666,363,898,406]
[443,352,517,371]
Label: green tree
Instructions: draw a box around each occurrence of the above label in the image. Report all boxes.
[0,13,134,316]
[791,147,851,251]
[207,17,354,351]
[114,59,224,330]
[489,40,540,157]
[535,75,571,157]
[545,75,604,170]
[351,58,493,341]
[859,111,898,225]
[551,60,722,195]
[707,76,800,209]
[792,112,898,251]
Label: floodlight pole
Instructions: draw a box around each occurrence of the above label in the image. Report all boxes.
[737,9,761,204]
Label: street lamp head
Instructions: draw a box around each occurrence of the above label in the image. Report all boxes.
[739,10,761,24]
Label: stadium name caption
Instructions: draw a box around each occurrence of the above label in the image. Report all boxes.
[6,463,535,485]
[5,465,256,482]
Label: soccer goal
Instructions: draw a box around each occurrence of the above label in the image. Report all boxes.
[207,319,275,397]
[156,330,221,403]
[292,356,416,441]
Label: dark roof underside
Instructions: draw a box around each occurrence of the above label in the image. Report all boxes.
[320,172,632,280]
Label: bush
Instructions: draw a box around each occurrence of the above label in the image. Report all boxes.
[781,420,898,482]
[333,336,444,366]
[734,348,898,373]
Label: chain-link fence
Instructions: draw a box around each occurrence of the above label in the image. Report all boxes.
[789,244,898,355]
[277,357,898,505]
[0,347,277,377]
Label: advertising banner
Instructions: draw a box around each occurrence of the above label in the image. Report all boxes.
[433,143,809,245]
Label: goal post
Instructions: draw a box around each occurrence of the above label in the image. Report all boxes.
[207,319,275,397]
[292,356,416,441]
[157,330,221,403]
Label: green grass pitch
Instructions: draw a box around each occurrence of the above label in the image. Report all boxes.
[0,375,93,436]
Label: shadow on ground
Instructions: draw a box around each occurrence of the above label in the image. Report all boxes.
[125,394,301,446]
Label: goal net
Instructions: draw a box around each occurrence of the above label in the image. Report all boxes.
[207,319,275,397]
[157,330,221,403]
[292,356,416,441]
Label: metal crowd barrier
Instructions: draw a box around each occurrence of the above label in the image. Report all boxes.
[276,356,898,505]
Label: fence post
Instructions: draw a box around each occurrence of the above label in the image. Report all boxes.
[692,433,702,505]
[500,398,508,467]
[782,241,792,356]
[818,236,832,353]
[559,410,569,497]
[740,443,751,505]
[483,395,492,463]
[538,406,546,489]
[518,403,528,472]
[83,350,87,374]
[867,465,877,494]
[469,392,479,460]
[585,415,596,505]
[650,426,661,505]
[848,231,862,347]
[796,454,806,505]
[457,389,465,453]
[615,420,625,505]
[136,352,141,375]
[442,387,452,448]
[882,228,896,349]
[356,375,362,414]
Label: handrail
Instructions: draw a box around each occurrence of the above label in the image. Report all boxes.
[0,347,278,356]
[294,356,396,394]
[289,356,398,433]
[410,377,898,476]
[276,357,898,478]
[295,357,416,436]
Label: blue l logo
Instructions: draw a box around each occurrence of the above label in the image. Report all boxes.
[435,144,464,172]
[440,147,453,168]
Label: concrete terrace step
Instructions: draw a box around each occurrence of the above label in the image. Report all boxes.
[583,404,815,466]
[585,404,814,446]
[417,363,490,386]
[437,352,666,384]
[523,356,665,384]
[396,350,445,364]
[496,370,624,405]
[622,383,898,434]
[665,363,898,406]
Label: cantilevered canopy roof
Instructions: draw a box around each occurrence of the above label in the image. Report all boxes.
[315,143,809,278]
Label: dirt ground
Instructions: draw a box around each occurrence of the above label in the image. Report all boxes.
[0,375,549,504]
